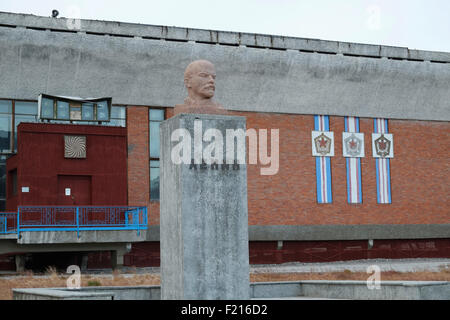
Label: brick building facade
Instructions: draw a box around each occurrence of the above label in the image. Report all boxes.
[124,108,449,266]
[0,12,448,269]
[128,109,448,227]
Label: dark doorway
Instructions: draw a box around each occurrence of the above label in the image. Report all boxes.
[24,252,82,273]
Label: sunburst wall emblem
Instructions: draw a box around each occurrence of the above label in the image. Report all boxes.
[64,135,86,158]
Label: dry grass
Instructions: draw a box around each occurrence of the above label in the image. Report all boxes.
[0,268,160,300]
[250,268,450,283]
[1,268,449,300]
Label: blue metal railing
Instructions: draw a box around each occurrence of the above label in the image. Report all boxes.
[0,212,17,234]
[0,206,147,238]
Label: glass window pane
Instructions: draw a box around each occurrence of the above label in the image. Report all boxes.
[15,114,36,127]
[0,114,11,152]
[150,167,160,201]
[82,103,94,120]
[111,106,125,119]
[108,119,126,127]
[149,121,160,158]
[149,109,164,121]
[150,160,160,167]
[41,98,54,118]
[15,101,37,115]
[0,100,12,113]
[57,101,70,120]
[96,101,109,121]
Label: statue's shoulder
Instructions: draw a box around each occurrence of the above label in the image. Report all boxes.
[174,102,228,115]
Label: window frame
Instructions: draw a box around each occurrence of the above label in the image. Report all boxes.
[13,100,39,152]
[108,104,127,127]
[0,99,13,153]
[149,107,166,202]
[0,98,38,211]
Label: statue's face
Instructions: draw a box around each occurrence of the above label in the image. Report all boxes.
[186,61,216,99]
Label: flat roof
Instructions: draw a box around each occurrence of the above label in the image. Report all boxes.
[1,11,449,63]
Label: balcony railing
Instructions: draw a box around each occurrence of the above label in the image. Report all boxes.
[0,206,147,238]
[0,212,17,234]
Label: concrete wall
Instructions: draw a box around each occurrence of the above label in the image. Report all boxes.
[13,286,160,300]
[298,280,450,300]
[17,230,146,244]
[0,237,133,255]
[143,224,450,242]
[0,12,449,121]
[13,288,115,300]
[12,281,450,300]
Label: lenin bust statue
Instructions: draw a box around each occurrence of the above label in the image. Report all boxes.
[174,60,228,115]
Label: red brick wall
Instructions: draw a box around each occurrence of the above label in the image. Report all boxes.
[238,112,450,226]
[126,106,150,213]
[248,239,450,264]
[126,107,450,227]
[126,106,175,225]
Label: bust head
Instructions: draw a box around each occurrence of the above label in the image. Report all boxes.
[174,60,227,115]
[184,60,216,103]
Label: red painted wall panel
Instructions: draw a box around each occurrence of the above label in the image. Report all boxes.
[116,239,450,268]
[6,123,127,210]
[1,238,448,271]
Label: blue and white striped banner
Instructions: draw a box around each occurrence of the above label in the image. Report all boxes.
[314,115,332,203]
[374,118,392,204]
[345,117,363,204]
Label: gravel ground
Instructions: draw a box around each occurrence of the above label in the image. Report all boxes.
[250,258,450,274]
[1,258,449,278]
[117,258,450,275]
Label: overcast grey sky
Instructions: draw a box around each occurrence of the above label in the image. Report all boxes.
[1,0,449,52]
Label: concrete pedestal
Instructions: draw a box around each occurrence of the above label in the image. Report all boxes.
[160,113,250,300]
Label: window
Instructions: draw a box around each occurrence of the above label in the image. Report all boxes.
[150,160,160,201]
[0,155,6,210]
[41,97,54,118]
[38,94,112,123]
[14,101,38,151]
[149,109,165,201]
[97,101,109,121]
[0,99,38,210]
[0,100,12,153]
[106,106,126,127]
[57,101,70,120]
[81,103,94,120]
